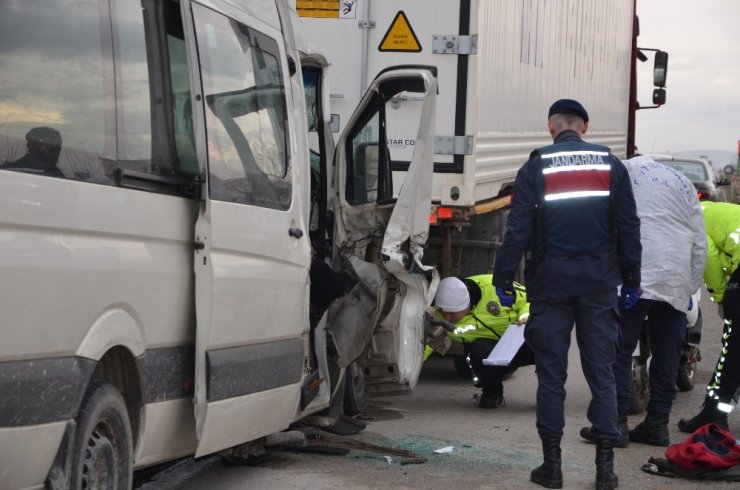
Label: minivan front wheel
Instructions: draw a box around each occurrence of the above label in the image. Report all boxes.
[343,361,370,416]
[70,382,133,490]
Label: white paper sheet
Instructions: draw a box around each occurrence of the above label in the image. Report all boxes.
[482,324,525,366]
[433,446,454,454]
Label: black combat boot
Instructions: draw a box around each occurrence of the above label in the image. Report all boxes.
[530,437,563,489]
[579,413,629,448]
[678,399,729,433]
[595,439,619,490]
[629,412,670,446]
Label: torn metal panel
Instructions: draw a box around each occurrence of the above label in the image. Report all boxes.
[327,256,388,368]
[381,73,437,276]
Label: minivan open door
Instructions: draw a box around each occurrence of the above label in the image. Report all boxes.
[328,67,439,396]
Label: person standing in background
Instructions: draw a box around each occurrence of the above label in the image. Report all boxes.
[580,155,706,447]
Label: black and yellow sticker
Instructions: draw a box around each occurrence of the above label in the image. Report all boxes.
[378,11,422,52]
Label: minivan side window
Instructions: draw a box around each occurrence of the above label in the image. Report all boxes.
[347,97,381,205]
[0,0,108,181]
[192,4,291,210]
[0,0,199,186]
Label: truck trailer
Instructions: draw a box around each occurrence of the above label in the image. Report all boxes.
[295,0,667,277]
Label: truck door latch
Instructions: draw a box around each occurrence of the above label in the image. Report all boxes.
[432,35,477,55]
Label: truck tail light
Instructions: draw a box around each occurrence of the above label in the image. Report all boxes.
[437,207,453,219]
[429,207,454,224]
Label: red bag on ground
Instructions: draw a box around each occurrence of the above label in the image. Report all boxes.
[665,423,740,470]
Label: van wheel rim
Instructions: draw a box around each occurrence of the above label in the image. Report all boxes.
[82,423,118,489]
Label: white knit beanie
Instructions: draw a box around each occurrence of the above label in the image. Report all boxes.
[435,277,470,312]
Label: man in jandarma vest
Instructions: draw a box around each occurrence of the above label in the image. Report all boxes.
[493,99,642,490]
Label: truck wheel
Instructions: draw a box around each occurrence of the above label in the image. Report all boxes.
[628,358,649,415]
[343,362,369,416]
[70,382,133,490]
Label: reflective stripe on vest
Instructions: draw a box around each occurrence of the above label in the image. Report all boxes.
[540,150,610,202]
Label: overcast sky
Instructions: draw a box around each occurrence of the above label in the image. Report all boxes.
[635,0,740,156]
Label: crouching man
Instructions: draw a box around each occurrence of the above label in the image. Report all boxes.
[427,274,534,408]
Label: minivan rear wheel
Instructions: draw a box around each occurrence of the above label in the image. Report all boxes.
[70,382,132,490]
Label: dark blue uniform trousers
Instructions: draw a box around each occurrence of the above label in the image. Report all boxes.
[613,299,686,416]
[524,290,620,440]
[706,267,740,405]
[466,338,536,395]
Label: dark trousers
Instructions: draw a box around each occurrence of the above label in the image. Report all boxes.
[614,299,686,415]
[466,338,535,395]
[705,268,740,405]
[525,290,620,440]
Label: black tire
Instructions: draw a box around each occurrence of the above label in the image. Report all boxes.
[453,355,473,380]
[676,359,697,392]
[343,362,369,416]
[676,346,699,392]
[70,382,133,490]
[629,358,649,415]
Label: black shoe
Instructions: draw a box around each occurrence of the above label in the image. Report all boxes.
[531,438,563,489]
[678,399,729,433]
[579,416,629,448]
[629,412,670,447]
[476,391,504,409]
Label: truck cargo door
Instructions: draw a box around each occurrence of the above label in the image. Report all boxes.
[330,67,439,395]
[186,1,310,457]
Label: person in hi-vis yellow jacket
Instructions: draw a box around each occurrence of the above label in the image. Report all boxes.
[678,201,740,432]
[426,274,534,408]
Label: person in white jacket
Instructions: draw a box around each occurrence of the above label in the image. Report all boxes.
[581,154,707,447]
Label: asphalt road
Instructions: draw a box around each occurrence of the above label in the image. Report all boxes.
[136,290,737,489]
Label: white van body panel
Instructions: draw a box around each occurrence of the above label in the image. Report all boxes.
[133,401,198,467]
[196,384,302,456]
[0,175,194,362]
[0,422,67,490]
[75,309,146,360]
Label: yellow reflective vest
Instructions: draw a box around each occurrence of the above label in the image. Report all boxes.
[702,201,740,302]
[424,274,529,360]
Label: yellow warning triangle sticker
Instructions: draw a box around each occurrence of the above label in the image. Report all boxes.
[378,11,422,52]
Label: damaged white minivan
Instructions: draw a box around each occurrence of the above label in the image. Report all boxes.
[0,1,438,488]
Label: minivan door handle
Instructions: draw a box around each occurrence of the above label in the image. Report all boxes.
[288,228,304,239]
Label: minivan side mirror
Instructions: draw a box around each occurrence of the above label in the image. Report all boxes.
[653,51,668,87]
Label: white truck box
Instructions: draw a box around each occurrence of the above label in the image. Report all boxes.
[296,0,635,276]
